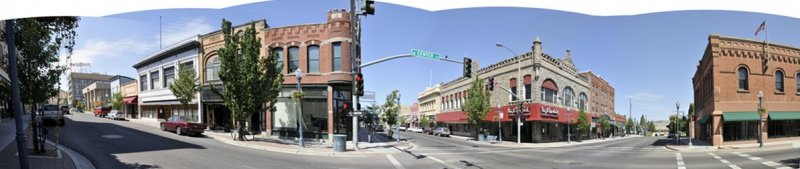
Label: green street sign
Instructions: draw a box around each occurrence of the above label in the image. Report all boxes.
[411,49,441,60]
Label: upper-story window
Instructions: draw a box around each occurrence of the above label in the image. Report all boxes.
[140,75,147,91]
[205,56,220,82]
[273,47,283,71]
[523,75,532,100]
[510,78,518,101]
[578,92,588,111]
[775,70,784,92]
[164,67,175,88]
[796,72,800,94]
[182,61,194,72]
[332,42,342,72]
[288,46,300,74]
[307,45,320,73]
[540,79,558,104]
[738,67,748,90]
[150,71,160,90]
[563,87,574,107]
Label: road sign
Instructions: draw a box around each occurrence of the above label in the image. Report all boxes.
[411,49,441,60]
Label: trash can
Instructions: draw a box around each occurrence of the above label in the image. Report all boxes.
[333,134,346,152]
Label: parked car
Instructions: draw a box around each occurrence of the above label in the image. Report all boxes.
[40,104,65,126]
[60,106,69,115]
[398,126,407,131]
[434,127,450,137]
[106,110,125,120]
[375,125,384,132]
[160,115,206,136]
[94,106,111,117]
[423,127,433,134]
[412,127,424,133]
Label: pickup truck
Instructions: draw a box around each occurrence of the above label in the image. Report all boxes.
[94,106,111,117]
[40,104,65,126]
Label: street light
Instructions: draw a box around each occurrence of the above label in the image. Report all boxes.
[675,101,680,145]
[495,43,521,102]
[757,91,764,148]
[295,68,304,148]
[396,93,401,142]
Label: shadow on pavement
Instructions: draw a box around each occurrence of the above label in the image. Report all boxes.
[42,116,206,169]
[779,158,799,168]
[459,160,484,169]
[651,138,671,146]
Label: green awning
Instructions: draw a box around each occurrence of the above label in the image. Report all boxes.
[699,115,711,124]
[768,112,800,120]
[723,112,760,122]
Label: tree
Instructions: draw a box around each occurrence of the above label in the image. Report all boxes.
[110,92,123,110]
[599,117,610,139]
[575,108,590,141]
[639,115,648,134]
[399,115,408,127]
[647,121,656,132]
[419,115,430,129]
[3,17,79,154]
[169,64,199,120]
[381,90,400,134]
[216,19,283,141]
[625,117,634,134]
[462,77,491,139]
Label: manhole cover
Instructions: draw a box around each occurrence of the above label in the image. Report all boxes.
[102,134,123,139]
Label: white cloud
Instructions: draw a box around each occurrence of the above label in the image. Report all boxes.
[61,39,153,66]
[157,18,213,46]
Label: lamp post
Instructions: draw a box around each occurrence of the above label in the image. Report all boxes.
[396,93,401,142]
[757,91,763,148]
[497,103,503,143]
[295,68,304,148]
[675,101,680,145]
[495,43,521,102]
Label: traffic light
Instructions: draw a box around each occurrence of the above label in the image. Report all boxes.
[355,73,364,96]
[341,102,350,114]
[463,57,472,78]
[487,77,494,91]
[361,0,375,15]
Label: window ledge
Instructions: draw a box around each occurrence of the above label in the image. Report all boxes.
[737,90,749,93]
[775,91,785,95]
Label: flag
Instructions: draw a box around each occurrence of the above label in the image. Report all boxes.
[754,21,766,36]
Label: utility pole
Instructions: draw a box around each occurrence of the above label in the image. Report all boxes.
[7,20,31,169]
[349,0,360,151]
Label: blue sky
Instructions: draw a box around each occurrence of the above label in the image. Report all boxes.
[62,0,800,121]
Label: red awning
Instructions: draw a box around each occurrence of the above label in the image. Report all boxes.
[542,80,558,90]
[122,96,138,105]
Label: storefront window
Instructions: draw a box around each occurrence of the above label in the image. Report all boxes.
[722,121,758,141]
[768,120,799,138]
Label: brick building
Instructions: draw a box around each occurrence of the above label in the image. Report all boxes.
[693,34,800,146]
[580,71,624,138]
[435,37,596,143]
[199,10,357,142]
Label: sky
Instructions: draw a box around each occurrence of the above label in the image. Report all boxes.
[60,0,800,121]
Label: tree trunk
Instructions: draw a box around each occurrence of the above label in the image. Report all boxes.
[237,119,245,141]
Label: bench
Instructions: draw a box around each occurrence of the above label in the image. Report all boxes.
[486,135,498,143]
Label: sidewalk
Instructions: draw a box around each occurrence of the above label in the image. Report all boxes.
[203,128,414,157]
[663,137,717,152]
[449,134,643,148]
[664,137,800,152]
[0,116,94,169]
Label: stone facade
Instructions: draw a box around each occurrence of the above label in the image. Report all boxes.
[693,34,800,146]
[417,84,442,124]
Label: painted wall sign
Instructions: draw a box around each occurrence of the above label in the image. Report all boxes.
[541,106,559,118]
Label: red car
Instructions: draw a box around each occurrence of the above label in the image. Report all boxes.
[160,115,205,136]
[94,106,111,117]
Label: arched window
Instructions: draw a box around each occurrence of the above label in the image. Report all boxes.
[287,46,299,74]
[776,70,784,92]
[205,56,220,81]
[510,78,518,101]
[578,92,588,111]
[563,87,575,107]
[796,72,800,94]
[272,47,284,71]
[738,67,748,90]
[540,79,558,104]
[307,45,320,73]
[523,75,532,100]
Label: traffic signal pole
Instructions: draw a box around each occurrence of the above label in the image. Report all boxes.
[350,0,360,151]
[7,20,31,169]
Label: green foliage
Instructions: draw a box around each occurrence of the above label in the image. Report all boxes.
[419,115,431,128]
[381,90,400,127]
[462,78,491,137]
[169,64,199,112]
[648,121,656,132]
[599,117,610,138]
[399,115,408,126]
[110,92,123,110]
[625,117,634,134]
[216,19,283,140]
[668,115,689,134]
[576,108,590,140]
[639,115,648,133]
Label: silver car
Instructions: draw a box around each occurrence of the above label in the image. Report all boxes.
[434,127,450,137]
[107,110,126,120]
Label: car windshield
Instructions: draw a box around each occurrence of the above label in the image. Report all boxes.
[43,105,59,111]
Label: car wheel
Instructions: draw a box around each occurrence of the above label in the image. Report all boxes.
[176,127,182,135]
[160,124,166,131]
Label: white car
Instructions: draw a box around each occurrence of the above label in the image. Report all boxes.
[107,110,126,120]
[398,126,407,131]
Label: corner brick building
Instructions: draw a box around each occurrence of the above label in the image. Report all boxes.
[693,34,800,147]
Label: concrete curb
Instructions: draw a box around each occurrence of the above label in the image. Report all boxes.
[46,140,96,169]
[206,132,413,157]
[450,135,643,148]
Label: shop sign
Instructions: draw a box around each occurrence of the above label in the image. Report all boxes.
[541,106,559,118]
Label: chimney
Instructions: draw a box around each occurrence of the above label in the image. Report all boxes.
[532,36,542,58]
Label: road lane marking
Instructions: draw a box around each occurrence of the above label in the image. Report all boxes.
[421,153,462,169]
[732,152,791,169]
[708,152,741,169]
[676,153,686,169]
[385,154,406,169]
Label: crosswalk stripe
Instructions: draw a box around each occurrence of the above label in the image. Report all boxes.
[676,153,686,169]
[708,152,741,169]
[732,152,792,169]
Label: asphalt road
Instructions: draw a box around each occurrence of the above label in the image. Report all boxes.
[42,112,800,169]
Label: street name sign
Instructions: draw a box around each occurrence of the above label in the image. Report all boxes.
[411,49,441,60]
